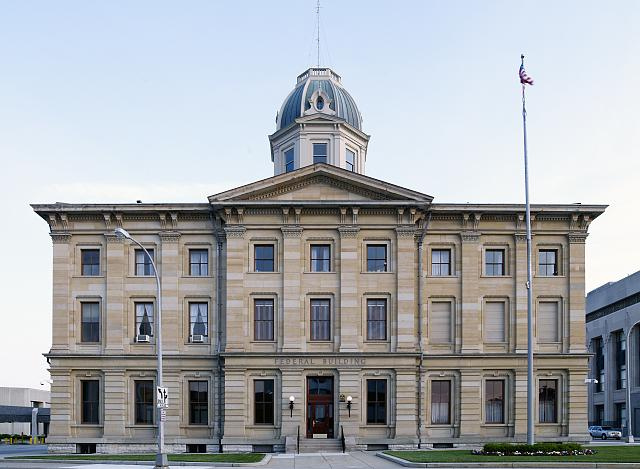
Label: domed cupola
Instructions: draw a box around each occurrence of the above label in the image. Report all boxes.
[269,67,370,176]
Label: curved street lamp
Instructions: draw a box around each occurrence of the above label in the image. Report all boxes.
[114,228,167,468]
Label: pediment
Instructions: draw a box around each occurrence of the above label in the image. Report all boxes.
[208,164,432,204]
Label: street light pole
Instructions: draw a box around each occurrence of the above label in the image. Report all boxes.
[625,319,640,444]
[115,228,168,468]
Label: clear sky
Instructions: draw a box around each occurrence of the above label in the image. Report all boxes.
[0,1,638,389]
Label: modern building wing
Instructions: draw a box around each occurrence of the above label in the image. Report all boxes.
[586,270,640,436]
[33,67,606,454]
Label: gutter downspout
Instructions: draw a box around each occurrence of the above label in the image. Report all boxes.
[214,215,225,452]
[416,210,431,449]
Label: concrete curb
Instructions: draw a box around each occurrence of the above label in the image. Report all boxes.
[376,451,640,468]
[4,454,271,466]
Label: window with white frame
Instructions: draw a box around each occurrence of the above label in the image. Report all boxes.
[313,143,327,164]
[310,299,330,341]
[431,249,451,276]
[366,299,387,341]
[135,302,154,338]
[81,249,100,276]
[284,148,294,173]
[135,249,154,276]
[254,299,274,341]
[189,249,208,276]
[81,302,100,343]
[346,149,356,171]
[189,302,208,338]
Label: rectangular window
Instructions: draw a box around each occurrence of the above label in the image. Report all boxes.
[254,245,275,272]
[615,330,627,390]
[346,149,355,171]
[431,380,451,424]
[135,249,154,276]
[189,249,208,276]
[189,381,208,425]
[594,336,604,393]
[485,380,505,424]
[366,244,388,272]
[430,302,452,344]
[254,379,274,425]
[254,299,274,341]
[538,249,558,276]
[538,301,559,343]
[134,380,154,424]
[81,380,99,424]
[310,299,330,341]
[81,302,100,343]
[366,299,387,341]
[431,249,451,276]
[189,303,208,338]
[366,379,387,425]
[135,302,154,338]
[310,244,331,272]
[81,249,100,276]
[484,301,506,343]
[595,404,604,426]
[538,379,557,423]
[284,148,294,173]
[313,143,327,164]
[485,249,505,276]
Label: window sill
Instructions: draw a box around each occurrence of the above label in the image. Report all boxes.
[74,275,105,279]
[71,424,103,428]
[426,275,459,279]
[305,271,336,274]
[361,271,394,275]
[428,423,454,427]
[180,424,212,429]
[127,275,156,279]
[182,275,214,279]
[480,275,513,279]
[534,275,566,279]
[250,340,276,344]
[481,423,509,427]
[246,424,277,429]
[364,340,390,344]
[248,271,280,275]
[126,424,157,429]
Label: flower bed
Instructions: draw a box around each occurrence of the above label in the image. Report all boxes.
[473,442,595,456]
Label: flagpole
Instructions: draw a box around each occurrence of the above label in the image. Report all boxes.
[521,54,535,446]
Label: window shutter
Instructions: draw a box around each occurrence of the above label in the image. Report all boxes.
[538,301,559,342]
[430,302,452,343]
[484,301,505,343]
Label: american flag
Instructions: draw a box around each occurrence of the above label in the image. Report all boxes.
[519,64,534,85]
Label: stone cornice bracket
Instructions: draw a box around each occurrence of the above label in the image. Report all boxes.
[158,213,167,230]
[47,214,58,230]
[103,213,113,230]
[570,213,580,231]
[58,213,69,230]
[281,226,303,238]
[395,226,416,238]
[461,231,480,243]
[338,226,360,238]
[236,207,244,225]
[396,208,405,225]
[568,232,589,244]
[114,213,123,229]
[294,207,302,225]
[159,231,181,243]
[516,214,525,232]
[409,208,417,224]
[351,207,359,225]
[224,225,246,238]
[223,208,233,224]
[170,212,178,229]
[581,214,591,231]
[339,207,348,225]
[105,233,123,244]
[473,213,481,231]
[462,213,470,230]
[282,207,290,224]
[50,232,72,244]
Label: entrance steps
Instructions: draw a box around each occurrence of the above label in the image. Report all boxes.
[298,437,343,453]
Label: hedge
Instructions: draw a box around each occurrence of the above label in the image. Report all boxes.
[477,442,594,456]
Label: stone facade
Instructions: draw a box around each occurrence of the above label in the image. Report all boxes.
[33,67,606,453]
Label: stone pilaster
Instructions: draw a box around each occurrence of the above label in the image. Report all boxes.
[395,369,418,441]
[160,231,181,353]
[338,225,359,352]
[568,232,588,353]
[513,367,528,439]
[49,369,72,439]
[282,226,303,351]
[514,233,529,353]
[282,369,303,449]
[102,370,126,437]
[568,368,589,440]
[459,370,481,437]
[224,226,246,352]
[396,227,417,351]
[460,232,481,352]
[51,233,72,352]
[105,234,125,352]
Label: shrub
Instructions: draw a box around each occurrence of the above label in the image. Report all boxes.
[477,442,594,456]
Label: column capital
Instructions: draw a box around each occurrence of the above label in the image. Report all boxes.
[568,232,589,244]
[281,226,303,238]
[224,226,246,238]
[159,231,181,243]
[461,231,480,243]
[338,226,360,238]
[50,232,72,244]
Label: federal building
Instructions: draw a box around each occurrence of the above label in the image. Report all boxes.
[33,67,606,453]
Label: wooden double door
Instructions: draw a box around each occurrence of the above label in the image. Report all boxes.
[306,376,334,438]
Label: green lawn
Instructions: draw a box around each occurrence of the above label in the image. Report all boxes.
[9,453,264,463]
[386,446,640,463]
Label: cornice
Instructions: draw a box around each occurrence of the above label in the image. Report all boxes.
[338,226,360,238]
[50,232,72,244]
[281,226,304,238]
[159,231,181,243]
[224,226,246,238]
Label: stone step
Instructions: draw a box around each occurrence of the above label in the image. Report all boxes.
[298,438,343,453]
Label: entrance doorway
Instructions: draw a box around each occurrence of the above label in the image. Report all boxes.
[306,376,334,438]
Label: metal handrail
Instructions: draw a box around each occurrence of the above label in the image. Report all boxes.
[340,425,345,453]
[297,425,300,454]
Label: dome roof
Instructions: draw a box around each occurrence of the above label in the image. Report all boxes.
[277,68,362,131]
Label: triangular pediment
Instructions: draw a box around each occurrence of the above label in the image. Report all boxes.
[208,164,432,204]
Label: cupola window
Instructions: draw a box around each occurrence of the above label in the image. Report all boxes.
[346,149,356,172]
[316,96,324,110]
[284,148,294,173]
[313,143,327,164]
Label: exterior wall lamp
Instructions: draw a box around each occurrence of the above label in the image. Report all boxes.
[289,396,295,417]
[346,395,353,417]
